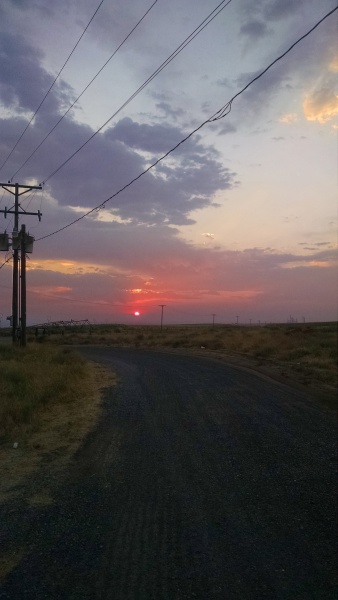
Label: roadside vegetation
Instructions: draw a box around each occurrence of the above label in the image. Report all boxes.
[20,320,338,395]
[0,321,336,442]
[0,344,90,440]
[0,343,114,504]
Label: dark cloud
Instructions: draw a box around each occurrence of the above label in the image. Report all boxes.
[0,31,75,116]
[233,66,291,119]
[240,20,270,40]
[2,0,54,13]
[149,91,170,102]
[237,0,329,24]
[264,0,306,21]
[155,102,184,120]
[112,117,184,153]
[0,33,50,113]
[0,23,237,229]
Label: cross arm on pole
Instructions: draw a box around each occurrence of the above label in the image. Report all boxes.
[0,182,42,191]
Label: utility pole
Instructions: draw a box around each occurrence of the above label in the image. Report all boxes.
[212,313,216,328]
[20,224,27,347]
[158,305,166,331]
[0,182,42,343]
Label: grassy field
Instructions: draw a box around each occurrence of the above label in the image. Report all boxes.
[0,343,114,504]
[26,321,337,394]
[0,344,90,440]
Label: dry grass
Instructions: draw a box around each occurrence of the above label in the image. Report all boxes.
[0,344,115,503]
[38,321,337,394]
[0,345,89,439]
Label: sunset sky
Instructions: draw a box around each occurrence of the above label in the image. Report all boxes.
[0,0,337,326]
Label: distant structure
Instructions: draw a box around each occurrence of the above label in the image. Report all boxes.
[29,319,90,336]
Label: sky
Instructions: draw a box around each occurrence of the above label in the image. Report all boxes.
[0,0,337,326]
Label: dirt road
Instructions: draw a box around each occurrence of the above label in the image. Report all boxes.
[1,348,336,599]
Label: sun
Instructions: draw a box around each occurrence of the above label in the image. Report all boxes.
[134,311,140,316]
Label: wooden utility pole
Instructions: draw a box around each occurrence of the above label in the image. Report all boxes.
[20,224,26,347]
[212,313,216,328]
[13,183,19,343]
[159,305,166,330]
[0,182,42,343]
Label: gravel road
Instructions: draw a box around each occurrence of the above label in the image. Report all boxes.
[1,348,336,599]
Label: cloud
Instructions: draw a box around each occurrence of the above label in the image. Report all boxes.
[216,78,230,88]
[217,122,236,135]
[155,102,184,120]
[31,243,338,322]
[279,113,298,124]
[227,0,337,130]
[303,73,338,124]
[0,0,337,325]
[111,117,184,154]
[1,217,337,322]
[0,32,66,114]
[240,20,271,40]
[0,26,238,229]
[232,65,292,123]
[263,0,305,21]
[237,0,329,24]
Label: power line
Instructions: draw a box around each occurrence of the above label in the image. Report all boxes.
[209,4,338,122]
[10,0,159,181]
[40,0,233,185]
[35,5,337,243]
[0,0,105,176]
[0,255,13,270]
[0,188,6,209]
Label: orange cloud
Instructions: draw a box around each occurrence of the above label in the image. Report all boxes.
[28,258,111,276]
[303,72,338,124]
[30,286,73,295]
[282,260,331,269]
[328,57,338,73]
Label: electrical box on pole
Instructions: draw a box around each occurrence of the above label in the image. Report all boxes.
[0,233,9,251]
